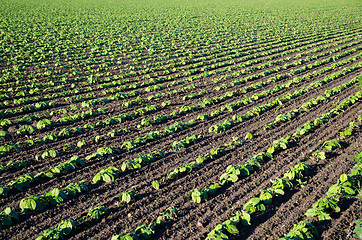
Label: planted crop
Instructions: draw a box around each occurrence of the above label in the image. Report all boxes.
[2,1,361,239]
[280,221,318,240]
[37,149,59,160]
[37,119,54,130]
[267,137,290,155]
[121,150,164,171]
[206,211,251,239]
[0,207,19,231]
[322,139,341,151]
[16,125,34,135]
[209,120,233,133]
[36,219,77,240]
[310,150,326,160]
[170,135,203,150]
[305,197,340,221]
[93,166,120,183]
[87,206,107,221]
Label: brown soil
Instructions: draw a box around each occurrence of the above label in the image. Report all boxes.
[0,19,361,240]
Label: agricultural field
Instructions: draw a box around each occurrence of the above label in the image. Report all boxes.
[0,0,362,239]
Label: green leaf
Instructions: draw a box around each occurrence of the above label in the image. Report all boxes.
[228,173,239,183]
[151,180,159,190]
[260,190,273,204]
[49,150,58,158]
[103,173,113,183]
[41,151,49,159]
[225,223,239,235]
[30,199,37,210]
[122,192,131,203]
[192,190,202,204]
[339,174,348,183]
[93,174,102,183]
[57,219,77,235]
[305,208,318,217]
[318,211,331,221]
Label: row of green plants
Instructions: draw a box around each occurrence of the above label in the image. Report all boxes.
[1,29,354,154]
[127,45,361,139]
[205,115,360,240]
[205,161,310,239]
[0,104,158,156]
[232,61,361,124]
[176,90,361,208]
[225,38,361,87]
[34,25,354,117]
[0,159,27,174]
[141,38,361,119]
[2,18,355,93]
[169,135,204,151]
[0,8,356,100]
[70,26,349,100]
[19,181,88,212]
[0,155,85,197]
[280,151,362,240]
[209,33,357,85]
[263,75,360,130]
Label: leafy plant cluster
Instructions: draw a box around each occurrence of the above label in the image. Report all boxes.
[279,221,318,240]
[206,210,251,239]
[322,139,341,151]
[35,149,59,160]
[121,151,164,171]
[119,190,139,205]
[19,181,88,212]
[182,89,209,101]
[86,146,121,160]
[107,128,129,137]
[339,121,356,139]
[209,120,233,133]
[93,166,120,183]
[170,134,203,150]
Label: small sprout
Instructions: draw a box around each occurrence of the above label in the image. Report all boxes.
[120,190,139,204]
[311,150,326,160]
[151,180,159,190]
[245,132,254,140]
[77,140,86,148]
[87,206,107,221]
[93,166,120,183]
